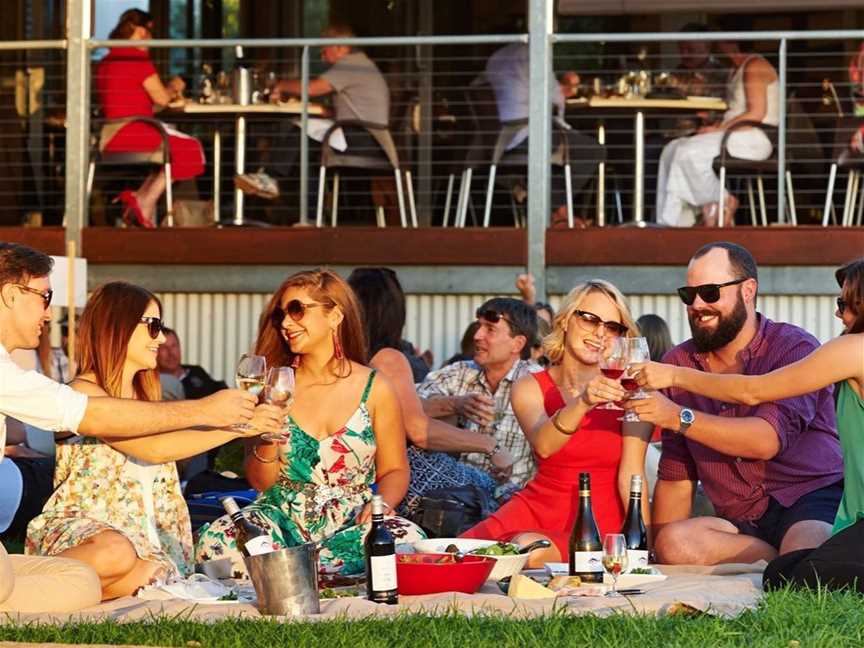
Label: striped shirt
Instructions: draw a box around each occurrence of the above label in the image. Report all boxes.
[417,359,539,487]
[658,315,843,522]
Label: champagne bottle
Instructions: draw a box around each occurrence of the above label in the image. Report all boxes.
[569,472,603,583]
[221,496,275,557]
[364,495,398,604]
[620,474,649,571]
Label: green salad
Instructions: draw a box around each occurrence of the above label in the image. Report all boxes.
[469,542,520,556]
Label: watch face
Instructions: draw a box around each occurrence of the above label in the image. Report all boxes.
[681,409,695,425]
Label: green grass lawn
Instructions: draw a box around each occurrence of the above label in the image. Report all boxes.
[1,587,863,648]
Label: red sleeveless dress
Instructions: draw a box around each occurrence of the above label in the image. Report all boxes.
[460,369,625,558]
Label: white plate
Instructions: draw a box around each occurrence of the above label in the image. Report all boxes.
[543,563,666,587]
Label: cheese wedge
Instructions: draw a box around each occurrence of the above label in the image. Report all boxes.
[507,574,557,599]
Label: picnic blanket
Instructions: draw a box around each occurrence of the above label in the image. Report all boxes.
[0,562,765,625]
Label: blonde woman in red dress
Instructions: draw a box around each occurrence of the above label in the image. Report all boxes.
[462,280,653,566]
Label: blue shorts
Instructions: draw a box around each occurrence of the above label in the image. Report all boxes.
[732,481,843,550]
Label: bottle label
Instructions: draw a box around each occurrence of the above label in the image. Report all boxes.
[571,551,603,573]
[627,549,649,571]
[370,554,398,591]
[245,536,274,556]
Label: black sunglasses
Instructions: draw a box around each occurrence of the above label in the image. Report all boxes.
[677,278,747,306]
[271,299,326,327]
[572,309,628,337]
[476,308,525,335]
[140,316,166,339]
[15,284,53,309]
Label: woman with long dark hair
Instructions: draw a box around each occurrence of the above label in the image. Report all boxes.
[95,9,205,227]
[195,270,424,576]
[347,268,514,516]
[634,258,864,591]
[26,282,278,600]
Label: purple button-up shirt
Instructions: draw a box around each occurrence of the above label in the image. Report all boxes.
[658,314,843,522]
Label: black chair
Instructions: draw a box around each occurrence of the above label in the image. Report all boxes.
[712,120,797,226]
[85,117,174,226]
[315,119,415,228]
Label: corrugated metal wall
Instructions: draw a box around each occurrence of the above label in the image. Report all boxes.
[156,292,843,382]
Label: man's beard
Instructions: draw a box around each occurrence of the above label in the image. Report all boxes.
[689,291,748,352]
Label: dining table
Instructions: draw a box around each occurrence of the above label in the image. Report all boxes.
[566,95,727,225]
[163,99,325,225]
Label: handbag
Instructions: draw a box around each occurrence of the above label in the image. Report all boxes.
[412,485,499,538]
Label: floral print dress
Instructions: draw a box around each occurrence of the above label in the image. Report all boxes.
[195,371,425,576]
[26,436,193,577]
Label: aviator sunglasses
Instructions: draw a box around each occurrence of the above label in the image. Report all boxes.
[677,278,747,306]
[15,284,53,309]
[140,317,166,339]
[271,299,327,327]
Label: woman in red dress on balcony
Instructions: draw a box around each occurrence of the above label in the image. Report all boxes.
[95,9,204,228]
[461,280,654,566]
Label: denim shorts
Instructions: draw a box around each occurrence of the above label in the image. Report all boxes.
[732,481,843,550]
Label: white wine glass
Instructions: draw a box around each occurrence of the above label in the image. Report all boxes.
[619,337,651,423]
[599,337,627,410]
[260,366,295,442]
[602,533,629,596]
[235,354,266,430]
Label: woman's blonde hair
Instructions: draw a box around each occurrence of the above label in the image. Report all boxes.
[543,279,640,365]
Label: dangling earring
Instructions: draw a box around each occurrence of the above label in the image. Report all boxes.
[333,330,344,360]
[291,354,301,369]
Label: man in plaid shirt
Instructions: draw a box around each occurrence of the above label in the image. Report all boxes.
[418,298,539,489]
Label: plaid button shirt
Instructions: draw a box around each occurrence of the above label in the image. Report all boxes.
[417,359,539,487]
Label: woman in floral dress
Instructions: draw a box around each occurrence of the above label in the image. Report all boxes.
[196,270,425,576]
[26,282,281,600]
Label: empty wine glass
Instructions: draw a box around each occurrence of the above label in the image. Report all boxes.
[619,337,651,423]
[602,533,629,596]
[235,354,266,430]
[260,366,295,442]
[599,337,627,410]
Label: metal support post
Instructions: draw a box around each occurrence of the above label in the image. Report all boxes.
[777,38,787,223]
[299,46,310,225]
[64,0,91,250]
[527,0,552,302]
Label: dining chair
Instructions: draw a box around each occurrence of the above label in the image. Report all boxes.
[85,117,175,226]
[315,120,416,228]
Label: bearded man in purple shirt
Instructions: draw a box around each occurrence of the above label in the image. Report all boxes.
[625,242,843,565]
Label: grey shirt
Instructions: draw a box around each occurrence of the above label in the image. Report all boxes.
[321,51,390,125]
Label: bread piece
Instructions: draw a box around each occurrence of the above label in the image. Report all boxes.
[547,575,582,592]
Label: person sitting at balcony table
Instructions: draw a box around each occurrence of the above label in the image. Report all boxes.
[95,8,205,228]
[656,39,779,227]
[622,242,843,567]
[633,257,864,591]
[26,282,282,601]
[234,23,390,203]
[347,267,515,516]
[461,281,652,566]
[417,298,540,493]
[195,270,425,577]
[0,243,266,611]
[484,39,605,228]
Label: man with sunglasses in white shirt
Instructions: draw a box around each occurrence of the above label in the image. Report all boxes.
[624,241,843,567]
[0,242,279,613]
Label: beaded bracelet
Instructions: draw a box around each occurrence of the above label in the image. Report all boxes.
[551,408,578,435]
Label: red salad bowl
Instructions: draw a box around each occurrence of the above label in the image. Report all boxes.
[396,553,496,595]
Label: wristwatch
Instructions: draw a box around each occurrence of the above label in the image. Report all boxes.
[485,441,502,458]
[678,408,695,436]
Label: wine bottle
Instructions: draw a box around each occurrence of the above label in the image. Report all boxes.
[221,496,275,557]
[620,474,649,571]
[364,495,398,604]
[569,472,603,583]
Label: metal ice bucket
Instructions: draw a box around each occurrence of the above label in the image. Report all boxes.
[242,543,320,616]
